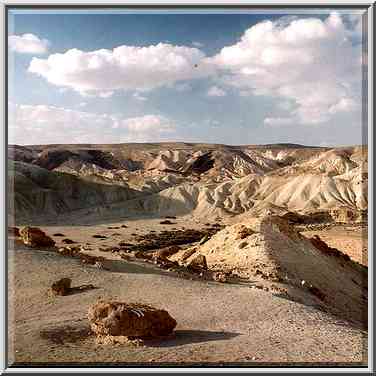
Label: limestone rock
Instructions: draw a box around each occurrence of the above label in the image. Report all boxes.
[88,301,177,338]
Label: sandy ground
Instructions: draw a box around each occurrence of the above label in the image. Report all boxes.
[8,216,368,366]
[301,225,368,266]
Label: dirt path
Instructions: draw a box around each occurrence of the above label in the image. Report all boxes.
[8,243,367,365]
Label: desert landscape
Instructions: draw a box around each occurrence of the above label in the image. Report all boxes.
[7,142,368,366]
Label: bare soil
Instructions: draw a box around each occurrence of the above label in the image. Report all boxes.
[8,216,367,366]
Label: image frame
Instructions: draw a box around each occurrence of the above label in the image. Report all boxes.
[1,1,374,374]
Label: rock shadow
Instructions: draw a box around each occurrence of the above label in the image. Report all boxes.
[145,329,241,348]
[39,323,92,345]
[67,284,99,295]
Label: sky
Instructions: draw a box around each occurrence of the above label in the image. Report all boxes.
[7,9,367,146]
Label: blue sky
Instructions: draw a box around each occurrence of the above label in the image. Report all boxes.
[8,10,365,146]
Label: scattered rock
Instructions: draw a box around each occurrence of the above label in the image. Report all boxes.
[20,227,55,248]
[164,216,177,219]
[87,301,177,338]
[53,233,65,237]
[61,238,77,245]
[130,228,218,253]
[160,220,175,225]
[57,246,80,257]
[50,278,71,296]
[212,272,228,283]
[153,245,181,260]
[121,225,128,228]
[187,254,207,271]
[8,227,20,237]
[99,246,120,253]
[119,241,134,247]
[92,234,107,239]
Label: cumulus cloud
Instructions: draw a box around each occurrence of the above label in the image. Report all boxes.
[264,117,295,127]
[207,86,227,97]
[211,13,362,125]
[119,114,175,141]
[9,33,49,54]
[28,43,211,96]
[8,103,176,144]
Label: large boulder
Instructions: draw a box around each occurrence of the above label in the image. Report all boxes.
[20,227,55,248]
[88,301,177,338]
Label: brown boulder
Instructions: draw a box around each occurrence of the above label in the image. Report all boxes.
[187,254,207,271]
[50,278,71,296]
[20,227,55,248]
[8,227,20,237]
[88,301,177,338]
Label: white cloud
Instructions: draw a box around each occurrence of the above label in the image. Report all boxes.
[207,86,227,97]
[119,114,175,141]
[9,33,49,54]
[264,117,295,127]
[8,103,176,144]
[328,97,359,114]
[28,43,211,96]
[211,13,362,125]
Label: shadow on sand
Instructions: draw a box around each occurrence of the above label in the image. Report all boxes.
[67,284,100,296]
[143,329,241,348]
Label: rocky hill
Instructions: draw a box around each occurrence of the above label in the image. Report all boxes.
[8,143,367,223]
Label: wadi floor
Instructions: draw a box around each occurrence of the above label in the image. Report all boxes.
[8,215,368,366]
